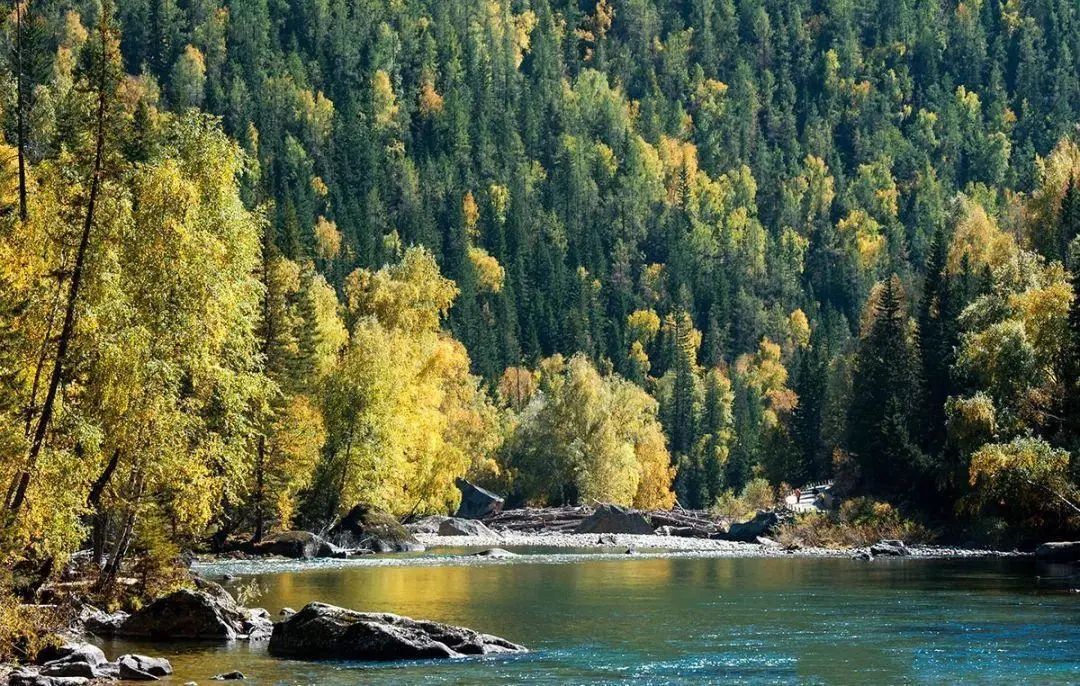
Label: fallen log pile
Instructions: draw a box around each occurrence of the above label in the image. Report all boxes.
[483,505,727,539]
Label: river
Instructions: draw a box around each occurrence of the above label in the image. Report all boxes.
[98,548,1079,684]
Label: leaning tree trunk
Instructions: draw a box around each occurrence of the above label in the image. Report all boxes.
[8,7,112,517]
[87,449,121,566]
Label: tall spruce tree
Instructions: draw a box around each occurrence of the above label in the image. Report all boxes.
[917,228,957,456]
[846,276,927,499]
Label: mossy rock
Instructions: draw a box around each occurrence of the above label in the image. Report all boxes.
[329,505,423,552]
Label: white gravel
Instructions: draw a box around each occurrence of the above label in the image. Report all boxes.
[414,531,1019,559]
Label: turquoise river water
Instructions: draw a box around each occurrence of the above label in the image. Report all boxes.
[97,548,1080,685]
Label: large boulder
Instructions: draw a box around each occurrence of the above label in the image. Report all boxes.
[329,505,424,553]
[116,588,247,640]
[36,643,109,680]
[454,479,504,520]
[77,605,128,637]
[268,602,526,661]
[252,530,343,560]
[870,539,910,557]
[8,667,90,686]
[723,510,786,542]
[117,655,173,680]
[438,518,496,537]
[574,504,654,535]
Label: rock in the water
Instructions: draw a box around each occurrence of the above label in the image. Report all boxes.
[852,549,873,561]
[1035,541,1080,562]
[117,655,172,681]
[212,671,246,680]
[268,602,526,661]
[243,608,274,640]
[37,662,95,680]
[36,643,106,669]
[117,588,247,640]
[453,479,504,520]
[37,644,108,680]
[74,605,128,637]
[438,517,496,537]
[574,504,654,535]
[869,539,909,557]
[724,511,785,542]
[470,548,517,559]
[329,505,424,552]
[252,530,343,560]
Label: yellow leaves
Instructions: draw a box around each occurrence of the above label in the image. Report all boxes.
[58,10,88,51]
[314,215,342,262]
[947,197,1017,273]
[512,10,538,68]
[837,209,885,270]
[488,183,509,224]
[736,338,796,427]
[658,135,698,205]
[268,395,327,529]
[0,140,20,212]
[462,191,479,237]
[955,85,981,118]
[330,316,495,516]
[966,438,1075,525]
[418,77,444,117]
[694,78,728,107]
[1028,137,1080,251]
[372,69,398,131]
[299,89,335,145]
[311,176,328,197]
[788,309,810,349]
[498,366,538,411]
[503,355,673,507]
[468,246,505,293]
[627,309,661,346]
[945,394,997,457]
[309,273,348,377]
[344,246,458,335]
[1006,267,1072,365]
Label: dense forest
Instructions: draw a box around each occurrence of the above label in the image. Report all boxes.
[0,0,1079,622]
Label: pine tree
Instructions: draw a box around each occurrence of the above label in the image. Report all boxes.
[846,276,926,499]
[791,344,827,481]
[917,228,957,456]
[668,310,698,456]
[1061,176,1080,269]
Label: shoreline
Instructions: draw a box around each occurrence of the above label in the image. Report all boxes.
[191,534,1027,575]
[414,532,1025,559]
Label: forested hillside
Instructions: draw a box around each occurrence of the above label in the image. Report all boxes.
[0,0,1079,618]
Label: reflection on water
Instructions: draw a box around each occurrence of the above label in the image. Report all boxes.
[97,551,1080,685]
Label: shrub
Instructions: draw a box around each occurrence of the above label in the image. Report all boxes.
[774,497,932,548]
[711,478,776,520]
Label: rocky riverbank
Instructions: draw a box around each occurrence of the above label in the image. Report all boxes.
[410,530,1023,559]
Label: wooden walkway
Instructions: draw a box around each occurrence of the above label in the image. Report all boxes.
[784,482,834,513]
